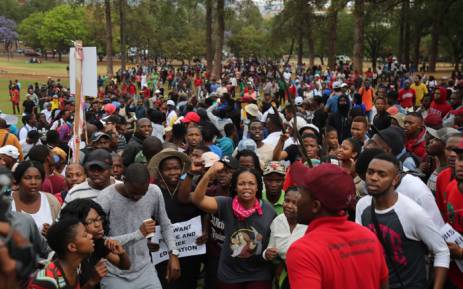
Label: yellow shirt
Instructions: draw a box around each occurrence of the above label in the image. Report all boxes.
[51,99,59,110]
[411,83,428,106]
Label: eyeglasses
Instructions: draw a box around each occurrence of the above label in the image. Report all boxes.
[84,217,103,226]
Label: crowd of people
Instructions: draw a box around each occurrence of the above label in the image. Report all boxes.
[1,57,463,289]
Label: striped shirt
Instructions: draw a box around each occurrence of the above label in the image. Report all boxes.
[63,179,121,206]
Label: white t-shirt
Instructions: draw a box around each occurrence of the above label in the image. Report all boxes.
[397,174,444,228]
[263,213,307,260]
[11,191,53,231]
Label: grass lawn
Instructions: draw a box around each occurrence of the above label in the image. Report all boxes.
[0,56,105,115]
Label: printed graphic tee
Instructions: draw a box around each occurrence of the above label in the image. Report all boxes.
[216,196,276,283]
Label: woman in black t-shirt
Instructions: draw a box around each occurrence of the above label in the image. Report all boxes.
[60,199,131,289]
[192,163,276,289]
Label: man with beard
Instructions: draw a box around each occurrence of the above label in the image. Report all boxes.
[356,153,449,289]
[64,149,119,206]
[441,139,463,288]
[122,118,153,167]
[286,162,388,289]
[327,95,351,142]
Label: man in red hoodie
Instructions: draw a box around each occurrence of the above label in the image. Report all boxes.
[430,87,452,117]
[404,112,426,159]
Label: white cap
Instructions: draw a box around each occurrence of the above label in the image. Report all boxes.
[288,116,308,130]
[166,100,175,106]
[295,96,303,106]
[202,152,220,168]
[0,145,19,160]
[155,89,161,94]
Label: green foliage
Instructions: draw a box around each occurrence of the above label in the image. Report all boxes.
[18,12,45,50]
[39,5,89,54]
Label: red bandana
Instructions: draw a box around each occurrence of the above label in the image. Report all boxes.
[232,196,263,221]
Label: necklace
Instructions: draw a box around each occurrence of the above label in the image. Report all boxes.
[159,174,179,198]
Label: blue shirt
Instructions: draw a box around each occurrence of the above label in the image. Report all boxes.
[216,137,234,157]
[325,95,339,113]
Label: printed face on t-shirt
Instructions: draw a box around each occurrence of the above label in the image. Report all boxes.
[229,227,263,258]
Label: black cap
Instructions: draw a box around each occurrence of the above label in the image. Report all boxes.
[219,156,239,170]
[91,132,110,143]
[374,126,404,156]
[85,149,112,170]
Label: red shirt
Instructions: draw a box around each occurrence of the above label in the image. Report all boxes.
[398,88,416,108]
[436,167,453,217]
[443,180,463,288]
[287,216,388,289]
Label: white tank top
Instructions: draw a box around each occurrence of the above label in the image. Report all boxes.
[12,191,53,231]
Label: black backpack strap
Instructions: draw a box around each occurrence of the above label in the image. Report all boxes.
[370,198,406,289]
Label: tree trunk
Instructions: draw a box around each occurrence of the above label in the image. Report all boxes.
[327,6,338,70]
[119,0,127,72]
[429,13,440,72]
[353,0,364,74]
[412,27,422,71]
[307,29,315,67]
[58,52,62,62]
[211,0,224,80]
[297,29,303,66]
[104,0,114,76]
[285,38,295,65]
[398,1,405,63]
[403,0,410,68]
[206,0,213,77]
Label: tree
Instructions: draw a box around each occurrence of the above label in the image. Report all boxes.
[353,0,365,73]
[119,0,127,71]
[18,12,45,56]
[104,0,114,75]
[0,16,18,60]
[206,0,213,75]
[39,4,88,61]
[441,0,463,71]
[364,11,392,70]
[212,0,225,79]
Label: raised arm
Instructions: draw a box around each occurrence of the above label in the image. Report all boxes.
[191,163,222,214]
[273,132,289,161]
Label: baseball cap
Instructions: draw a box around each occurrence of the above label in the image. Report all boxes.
[104,103,117,115]
[0,145,19,160]
[295,96,303,106]
[237,139,257,152]
[244,104,260,117]
[389,113,405,128]
[424,113,442,127]
[181,112,201,124]
[202,152,220,168]
[263,161,286,176]
[91,132,110,143]
[167,100,175,106]
[426,127,459,142]
[219,156,239,170]
[291,162,355,212]
[84,149,112,170]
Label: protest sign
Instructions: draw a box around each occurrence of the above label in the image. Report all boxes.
[440,223,463,272]
[150,215,205,265]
